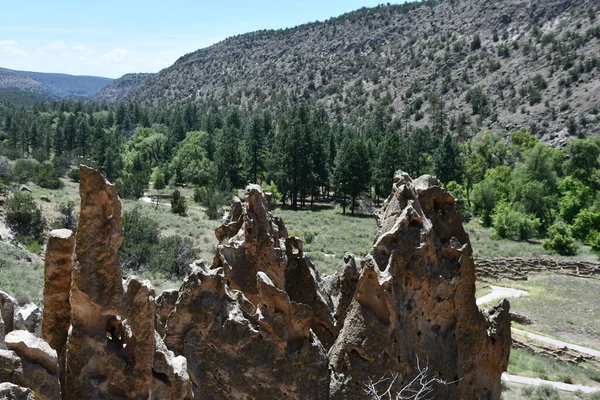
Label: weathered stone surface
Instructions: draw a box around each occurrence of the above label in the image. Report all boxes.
[164,261,329,399]
[42,229,74,354]
[0,382,34,400]
[0,314,5,350]
[65,166,191,400]
[14,304,42,337]
[153,332,193,400]
[328,172,511,400]
[0,291,17,334]
[5,330,58,375]
[0,349,24,384]
[156,288,179,336]
[215,196,243,242]
[5,331,60,400]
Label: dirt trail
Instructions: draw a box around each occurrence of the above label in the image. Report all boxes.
[502,373,600,393]
[476,285,528,306]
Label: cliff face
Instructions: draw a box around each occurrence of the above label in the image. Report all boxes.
[2,167,510,399]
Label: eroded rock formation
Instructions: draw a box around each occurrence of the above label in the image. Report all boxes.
[327,172,511,399]
[6,168,509,399]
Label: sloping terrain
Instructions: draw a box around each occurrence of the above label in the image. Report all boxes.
[128,0,600,141]
[91,72,155,103]
[0,67,112,100]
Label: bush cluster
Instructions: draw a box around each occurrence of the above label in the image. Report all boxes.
[119,207,197,277]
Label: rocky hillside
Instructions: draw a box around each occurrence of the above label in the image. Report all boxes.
[92,72,155,103]
[128,0,600,142]
[0,68,112,100]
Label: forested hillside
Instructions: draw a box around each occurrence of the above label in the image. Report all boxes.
[92,73,155,103]
[0,97,599,259]
[125,0,600,143]
[0,68,112,100]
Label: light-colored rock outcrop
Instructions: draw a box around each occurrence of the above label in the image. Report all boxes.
[0,382,34,400]
[0,291,17,335]
[14,304,42,337]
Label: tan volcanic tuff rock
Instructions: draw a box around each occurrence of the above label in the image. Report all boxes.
[41,229,74,354]
[164,261,329,399]
[64,166,192,400]
[328,172,511,400]
[5,330,61,400]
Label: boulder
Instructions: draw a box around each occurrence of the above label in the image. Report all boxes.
[14,304,42,337]
[0,291,17,334]
[5,331,60,400]
[40,196,51,203]
[0,382,34,400]
[18,185,31,193]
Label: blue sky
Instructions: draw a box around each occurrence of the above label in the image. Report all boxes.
[0,1,404,78]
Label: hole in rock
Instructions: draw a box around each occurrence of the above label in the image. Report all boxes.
[153,370,171,386]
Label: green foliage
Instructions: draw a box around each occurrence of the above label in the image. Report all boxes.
[152,168,166,190]
[333,138,370,215]
[171,189,188,216]
[54,201,78,232]
[528,385,560,400]
[543,223,577,255]
[150,235,197,277]
[120,207,160,270]
[35,162,62,189]
[193,186,229,220]
[67,167,80,182]
[588,230,600,255]
[434,134,463,184]
[445,181,471,221]
[169,131,215,186]
[12,159,40,183]
[572,207,600,242]
[5,191,47,244]
[557,177,593,223]
[116,172,148,199]
[120,208,197,277]
[492,201,540,241]
[259,180,281,210]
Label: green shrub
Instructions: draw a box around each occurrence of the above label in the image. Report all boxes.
[5,191,47,244]
[119,207,160,270]
[588,230,600,255]
[54,201,77,232]
[529,385,560,400]
[193,186,229,219]
[572,208,600,242]
[35,162,62,189]
[259,180,281,210]
[12,159,40,183]
[150,235,197,277]
[492,202,540,241]
[67,168,80,182]
[116,172,148,199]
[51,155,70,177]
[171,189,188,216]
[543,223,577,255]
[152,168,166,190]
[119,208,196,277]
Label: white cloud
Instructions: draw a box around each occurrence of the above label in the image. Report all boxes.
[0,40,17,46]
[103,48,128,62]
[73,44,91,52]
[46,40,67,50]
[3,46,27,56]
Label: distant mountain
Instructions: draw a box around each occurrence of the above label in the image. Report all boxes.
[0,68,112,100]
[128,0,600,142]
[91,73,155,104]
